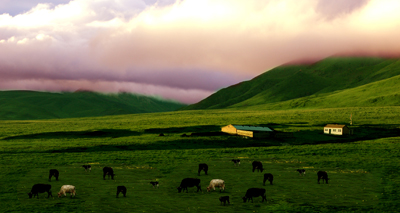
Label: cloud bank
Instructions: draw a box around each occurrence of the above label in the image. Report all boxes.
[1,0,400,103]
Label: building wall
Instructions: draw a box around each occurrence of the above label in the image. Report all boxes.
[221,125,237,134]
[342,127,350,135]
[237,130,254,138]
[324,127,343,135]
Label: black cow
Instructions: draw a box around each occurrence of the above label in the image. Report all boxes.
[177,178,202,193]
[219,196,230,206]
[116,186,127,197]
[82,165,91,172]
[317,171,329,184]
[198,163,208,175]
[28,184,52,199]
[297,169,305,176]
[158,133,165,136]
[252,161,264,172]
[103,167,115,180]
[150,181,159,188]
[232,159,240,166]
[263,173,273,185]
[49,169,59,181]
[242,188,267,203]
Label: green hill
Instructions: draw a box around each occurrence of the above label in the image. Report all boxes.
[183,57,400,110]
[241,73,400,110]
[0,90,186,120]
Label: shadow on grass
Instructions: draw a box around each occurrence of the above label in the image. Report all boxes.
[46,136,284,153]
[3,126,399,153]
[293,126,400,145]
[2,129,141,140]
[144,125,221,134]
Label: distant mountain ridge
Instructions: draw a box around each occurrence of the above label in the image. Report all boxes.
[183,57,400,110]
[0,91,186,120]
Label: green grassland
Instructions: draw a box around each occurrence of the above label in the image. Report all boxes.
[1,107,400,212]
[235,73,400,110]
[184,57,400,110]
[0,90,186,120]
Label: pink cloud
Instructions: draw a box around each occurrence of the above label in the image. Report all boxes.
[316,0,370,19]
[0,79,211,104]
[1,0,400,103]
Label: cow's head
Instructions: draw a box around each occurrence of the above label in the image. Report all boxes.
[177,187,183,193]
[28,192,33,198]
[57,192,62,198]
[206,187,211,192]
[260,168,264,172]
[242,196,247,203]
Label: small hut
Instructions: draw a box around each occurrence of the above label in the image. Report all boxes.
[323,124,351,135]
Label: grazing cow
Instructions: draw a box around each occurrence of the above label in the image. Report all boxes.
[219,196,230,205]
[207,179,225,192]
[82,165,91,172]
[198,163,208,175]
[317,171,329,184]
[28,184,52,199]
[252,161,264,172]
[159,133,165,136]
[116,186,127,197]
[242,188,267,203]
[57,185,76,198]
[263,173,273,185]
[49,169,59,181]
[177,178,202,193]
[150,181,159,188]
[103,167,115,180]
[232,159,240,166]
[297,169,306,175]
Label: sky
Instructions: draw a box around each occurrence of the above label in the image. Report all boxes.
[1,0,400,103]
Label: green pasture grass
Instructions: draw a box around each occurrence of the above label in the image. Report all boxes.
[0,90,186,120]
[239,74,400,110]
[2,141,398,212]
[184,57,400,110]
[1,107,400,212]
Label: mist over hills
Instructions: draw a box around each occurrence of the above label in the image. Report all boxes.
[183,57,400,110]
[3,57,400,120]
[0,91,186,120]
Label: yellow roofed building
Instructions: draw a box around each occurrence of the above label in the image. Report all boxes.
[221,124,274,138]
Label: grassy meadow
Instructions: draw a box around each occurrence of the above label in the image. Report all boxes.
[184,57,400,110]
[1,107,400,212]
[0,91,186,120]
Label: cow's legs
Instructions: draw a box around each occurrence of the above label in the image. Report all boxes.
[262,195,267,202]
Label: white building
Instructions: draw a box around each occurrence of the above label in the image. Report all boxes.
[324,124,351,135]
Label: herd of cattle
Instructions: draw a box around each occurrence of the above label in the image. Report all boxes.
[27,160,330,205]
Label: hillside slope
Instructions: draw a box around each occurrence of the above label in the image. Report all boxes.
[0,91,186,120]
[183,57,400,110]
[241,73,400,110]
